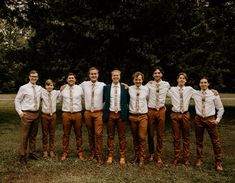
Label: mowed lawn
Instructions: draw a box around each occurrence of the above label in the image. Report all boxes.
[0,94,235,183]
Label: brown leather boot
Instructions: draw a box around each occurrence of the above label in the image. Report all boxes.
[215,162,223,172]
[195,158,203,167]
[148,154,154,162]
[78,152,85,161]
[106,157,113,165]
[119,158,126,166]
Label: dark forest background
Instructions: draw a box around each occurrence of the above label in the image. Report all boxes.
[0,0,234,92]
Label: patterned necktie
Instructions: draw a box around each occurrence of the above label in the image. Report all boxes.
[32,85,38,110]
[114,85,119,113]
[156,83,160,110]
[201,91,206,117]
[48,92,52,115]
[90,83,95,112]
[179,88,184,113]
[136,87,140,113]
[69,86,73,112]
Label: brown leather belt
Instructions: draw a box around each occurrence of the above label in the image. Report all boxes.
[62,111,82,114]
[129,113,147,116]
[171,111,189,114]
[22,110,39,113]
[148,107,165,111]
[86,110,103,113]
[42,112,56,116]
[196,115,215,119]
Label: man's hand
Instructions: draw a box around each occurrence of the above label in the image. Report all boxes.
[148,80,154,84]
[211,89,219,96]
[121,83,129,89]
[19,112,24,118]
[60,84,66,91]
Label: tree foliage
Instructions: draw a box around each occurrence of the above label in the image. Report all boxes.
[0,0,234,92]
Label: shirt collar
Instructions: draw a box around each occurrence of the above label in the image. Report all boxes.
[135,85,142,89]
[111,83,120,88]
[154,80,162,84]
[201,89,209,94]
[28,82,36,87]
[177,85,185,90]
[90,81,97,86]
[67,84,75,89]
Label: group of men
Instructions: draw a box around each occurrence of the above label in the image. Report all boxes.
[14,66,224,172]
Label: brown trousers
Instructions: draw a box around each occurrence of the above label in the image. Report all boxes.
[19,111,39,156]
[147,107,165,158]
[84,110,103,157]
[62,112,83,156]
[129,114,148,159]
[106,112,126,159]
[41,113,56,152]
[195,115,222,164]
[170,112,190,161]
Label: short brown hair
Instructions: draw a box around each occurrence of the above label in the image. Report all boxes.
[154,66,164,75]
[67,72,76,78]
[132,71,144,80]
[89,67,99,74]
[111,69,121,75]
[45,79,54,86]
[177,72,188,80]
[29,70,38,75]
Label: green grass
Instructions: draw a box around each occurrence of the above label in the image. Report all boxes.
[0,96,235,183]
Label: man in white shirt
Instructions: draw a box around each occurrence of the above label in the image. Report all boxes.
[146,66,170,166]
[192,77,224,172]
[60,73,84,161]
[15,70,42,164]
[167,72,194,167]
[80,67,106,165]
[103,70,129,166]
[128,72,149,167]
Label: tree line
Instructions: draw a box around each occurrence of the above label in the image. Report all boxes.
[0,0,234,93]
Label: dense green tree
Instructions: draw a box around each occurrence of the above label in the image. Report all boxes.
[0,0,234,92]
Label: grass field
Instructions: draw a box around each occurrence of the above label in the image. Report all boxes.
[0,94,235,183]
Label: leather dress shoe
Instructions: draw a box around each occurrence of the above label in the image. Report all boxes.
[171,158,179,166]
[215,162,223,172]
[88,152,95,161]
[49,151,55,158]
[119,158,126,166]
[77,153,85,161]
[29,153,39,160]
[106,157,113,165]
[148,154,154,162]
[156,157,164,166]
[61,154,68,161]
[19,155,27,165]
[97,156,104,165]
[43,151,48,158]
[184,160,190,167]
[195,159,203,167]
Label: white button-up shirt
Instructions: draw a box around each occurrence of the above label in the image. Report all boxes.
[15,82,42,116]
[146,80,170,108]
[109,83,121,112]
[192,89,224,123]
[60,84,83,112]
[80,81,106,111]
[168,86,195,112]
[128,85,149,114]
[41,88,61,114]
